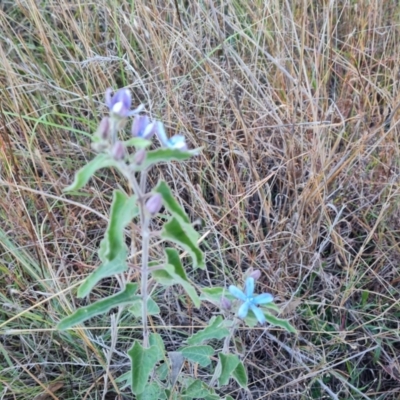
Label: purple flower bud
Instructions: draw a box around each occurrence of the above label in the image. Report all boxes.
[133,149,146,166]
[132,115,156,139]
[221,296,231,310]
[111,141,126,161]
[145,193,163,215]
[105,88,144,119]
[249,269,262,281]
[96,117,110,140]
[131,115,150,137]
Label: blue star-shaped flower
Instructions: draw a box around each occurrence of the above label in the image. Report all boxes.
[154,121,188,150]
[229,277,273,325]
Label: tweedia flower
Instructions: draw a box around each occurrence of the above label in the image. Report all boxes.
[105,88,144,119]
[229,277,273,325]
[154,121,187,150]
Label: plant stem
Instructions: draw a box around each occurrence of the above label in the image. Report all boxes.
[126,169,151,348]
[140,212,151,347]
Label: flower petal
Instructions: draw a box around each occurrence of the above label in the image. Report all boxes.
[229,285,247,302]
[245,277,255,297]
[250,304,266,325]
[167,135,187,150]
[154,121,169,146]
[253,293,274,305]
[238,301,250,319]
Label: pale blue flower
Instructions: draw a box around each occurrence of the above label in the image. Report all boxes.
[154,121,187,150]
[229,277,273,324]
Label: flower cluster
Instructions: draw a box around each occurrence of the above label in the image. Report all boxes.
[102,88,187,151]
[229,277,273,325]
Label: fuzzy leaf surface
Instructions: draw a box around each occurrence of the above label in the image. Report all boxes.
[64,154,118,192]
[187,316,229,345]
[58,283,139,330]
[128,341,161,395]
[162,217,204,269]
[180,345,214,367]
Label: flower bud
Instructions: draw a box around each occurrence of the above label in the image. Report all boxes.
[220,296,231,310]
[95,117,110,140]
[133,149,146,166]
[249,269,261,281]
[145,193,163,215]
[131,115,150,137]
[111,141,126,161]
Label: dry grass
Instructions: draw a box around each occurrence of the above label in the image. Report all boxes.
[1,0,400,399]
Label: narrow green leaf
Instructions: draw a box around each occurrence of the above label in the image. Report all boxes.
[137,383,161,400]
[263,313,297,334]
[58,283,139,330]
[152,248,200,307]
[128,341,161,395]
[187,316,229,345]
[77,256,127,298]
[124,137,152,149]
[180,345,214,367]
[128,297,160,317]
[98,190,139,262]
[162,217,204,269]
[77,190,138,298]
[165,264,200,308]
[232,361,247,388]
[136,148,200,170]
[262,302,281,313]
[63,154,118,192]
[155,181,190,223]
[200,287,235,306]
[218,354,240,386]
[165,248,188,280]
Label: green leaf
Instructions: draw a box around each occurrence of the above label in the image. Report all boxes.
[128,297,160,317]
[149,333,166,361]
[135,148,200,170]
[187,316,229,345]
[152,248,201,307]
[77,190,138,298]
[180,345,214,367]
[128,341,162,395]
[77,256,127,298]
[98,190,139,262]
[232,361,247,388]
[162,217,204,269]
[262,302,281,314]
[58,283,139,330]
[137,383,161,400]
[263,313,297,334]
[156,362,169,381]
[218,353,240,386]
[63,153,118,192]
[200,287,235,306]
[155,181,190,223]
[182,378,212,398]
[124,137,152,149]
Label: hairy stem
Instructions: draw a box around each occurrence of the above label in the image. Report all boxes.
[127,170,151,347]
[140,212,151,347]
